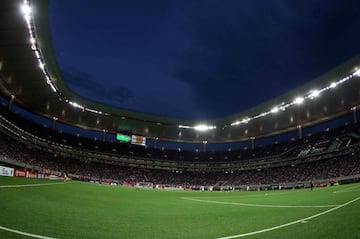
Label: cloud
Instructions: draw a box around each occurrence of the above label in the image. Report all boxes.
[62,69,105,94]
[61,68,135,103]
[109,87,134,102]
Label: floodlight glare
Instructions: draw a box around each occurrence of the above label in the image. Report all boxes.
[49,83,57,92]
[309,90,320,99]
[35,50,40,59]
[241,118,250,124]
[178,125,191,129]
[329,82,337,88]
[21,4,31,16]
[231,121,240,126]
[24,14,31,23]
[294,97,304,105]
[194,125,216,131]
[69,101,83,109]
[354,69,360,77]
[271,107,279,113]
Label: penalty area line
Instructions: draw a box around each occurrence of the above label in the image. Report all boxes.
[214,196,360,239]
[180,197,339,208]
[0,225,58,239]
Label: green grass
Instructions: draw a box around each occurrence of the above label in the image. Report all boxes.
[0,176,359,239]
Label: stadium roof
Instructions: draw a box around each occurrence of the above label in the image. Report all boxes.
[1,0,360,143]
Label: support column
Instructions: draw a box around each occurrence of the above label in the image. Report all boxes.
[203,141,207,152]
[102,129,107,142]
[352,107,357,123]
[250,136,255,150]
[52,117,58,130]
[297,125,303,140]
[8,94,15,110]
[153,137,158,149]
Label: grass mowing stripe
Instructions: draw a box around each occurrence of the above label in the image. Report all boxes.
[0,225,58,239]
[215,196,360,239]
[181,197,339,208]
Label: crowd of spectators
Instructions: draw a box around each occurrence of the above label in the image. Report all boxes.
[1,104,360,188]
[1,104,360,163]
[1,132,359,188]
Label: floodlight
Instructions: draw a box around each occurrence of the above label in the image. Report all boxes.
[39,62,44,69]
[241,118,250,124]
[21,4,31,16]
[329,82,337,88]
[49,83,56,92]
[271,107,279,113]
[309,90,320,99]
[354,69,360,77]
[231,121,240,126]
[35,50,40,59]
[178,125,191,129]
[24,15,31,22]
[70,101,83,109]
[194,125,216,131]
[294,97,304,105]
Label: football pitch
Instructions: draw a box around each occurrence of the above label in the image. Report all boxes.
[0,176,359,239]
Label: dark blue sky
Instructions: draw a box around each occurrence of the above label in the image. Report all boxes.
[48,0,360,120]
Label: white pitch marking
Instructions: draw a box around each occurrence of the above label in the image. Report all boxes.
[0,225,58,239]
[0,181,66,238]
[333,184,360,193]
[188,192,291,200]
[215,196,360,239]
[181,197,339,208]
[0,182,66,188]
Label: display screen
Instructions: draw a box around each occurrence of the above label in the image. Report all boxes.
[131,135,146,146]
[116,133,131,143]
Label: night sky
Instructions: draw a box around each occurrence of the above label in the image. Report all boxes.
[48,0,360,120]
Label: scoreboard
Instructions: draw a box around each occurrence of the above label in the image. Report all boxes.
[116,133,146,146]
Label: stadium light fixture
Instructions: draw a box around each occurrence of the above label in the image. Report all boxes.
[271,107,279,113]
[230,117,250,126]
[69,101,84,110]
[49,83,57,93]
[309,90,320,99]
[329,82,337,88]
[293,97,304,105]
[230,121,240,126]
[227,68,359,128]
[194,125,216,132]
[24,14,31,23]
[39,62,45,69]
[178,124,216,131]
[241,118,250,124]
[178,125,191,129]
[35,50,40,59]
[280,105,287,111]
[354,69,360,77]
[21,4,31,17]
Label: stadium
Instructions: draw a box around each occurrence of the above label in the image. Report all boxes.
[0,0,360,238]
